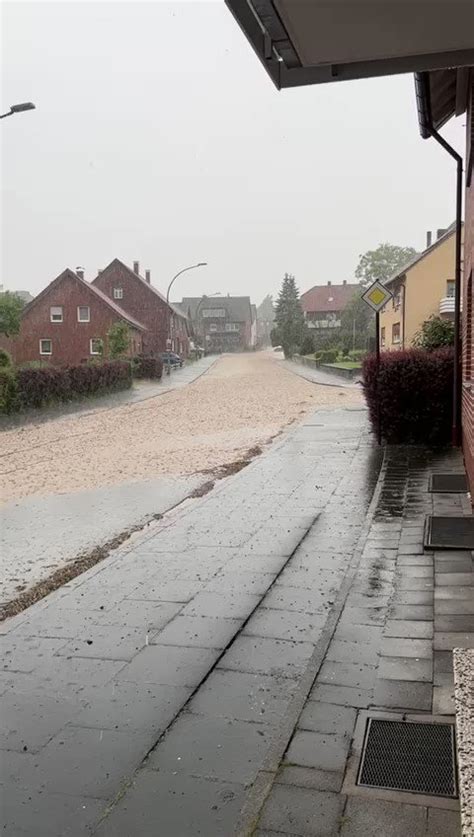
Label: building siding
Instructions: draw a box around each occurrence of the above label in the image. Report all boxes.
[2,271,143,366]
[93,260,189,357]
[462,76,474,494]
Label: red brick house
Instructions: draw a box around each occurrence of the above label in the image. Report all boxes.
[93,259,190,357]
[300,281,359,333]
[1,268,145,366]
[180,295,254,353]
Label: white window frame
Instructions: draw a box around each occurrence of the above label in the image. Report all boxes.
[392,323,401,344]
[50,306,63,323]
[90,338,103,356]
[40,339,52,355]
[113,288,123,300]
[77,305,90,323]
[209,323,218,332]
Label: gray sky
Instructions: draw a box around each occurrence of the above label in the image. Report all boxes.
[2,0,466,304]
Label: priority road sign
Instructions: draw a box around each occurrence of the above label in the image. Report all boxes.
[362,280,393,312]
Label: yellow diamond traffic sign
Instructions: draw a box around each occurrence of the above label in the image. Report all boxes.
[361,280,393,312]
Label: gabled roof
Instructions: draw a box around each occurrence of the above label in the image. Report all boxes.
[383,221,460,287]
[94,259,188,321]
[181,296,253,322]
[300,283,359,314]
[22,268,146,331]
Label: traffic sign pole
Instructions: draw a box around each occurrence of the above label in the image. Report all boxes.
[375,310,381,445]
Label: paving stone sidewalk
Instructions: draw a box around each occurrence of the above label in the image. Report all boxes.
[2,413,471,837]
[0,406,377,836]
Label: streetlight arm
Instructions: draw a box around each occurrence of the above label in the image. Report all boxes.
[0,102,36,120]
[166,262,207,303]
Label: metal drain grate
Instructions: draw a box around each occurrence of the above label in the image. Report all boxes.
[429,474,468,494]
[357,719,457,798]
[425,515,474,550]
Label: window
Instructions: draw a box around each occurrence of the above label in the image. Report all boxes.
[381,327,385,348]
[392,322,401,344]
[202,308,225,318]
[40,339,52,355]
[225,322,240,332]
[113,288,123,299]
[50,306,63,322]
[393,291,401,311]
[90,338,103,355]
[209,323,218,332]
[77,305,90,322]
[446,280,455,298]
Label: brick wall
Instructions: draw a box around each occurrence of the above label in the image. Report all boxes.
[462,75,474,493]
[93,260,189,357]
[2,271,143,366]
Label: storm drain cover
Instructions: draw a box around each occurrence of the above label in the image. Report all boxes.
[429,474,468,493]
[425,515,474,550]
[357,719,457,798]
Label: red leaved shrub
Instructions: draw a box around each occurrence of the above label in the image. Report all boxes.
[362,347,454,445]
[132,355,163,380]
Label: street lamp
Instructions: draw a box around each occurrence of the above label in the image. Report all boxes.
[0,102,36,120]
[165,262,207,373]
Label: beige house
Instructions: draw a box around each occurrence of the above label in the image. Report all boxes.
[379,223,463,350]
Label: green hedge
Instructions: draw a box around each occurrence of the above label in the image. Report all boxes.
[0,360,132,414]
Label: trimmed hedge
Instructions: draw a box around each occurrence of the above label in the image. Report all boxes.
[362,347,454,445]
[132,355,163,380]
[315,349,338,364]
[0,360,132,413]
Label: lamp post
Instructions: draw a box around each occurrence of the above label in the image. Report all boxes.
[165,262,207,374]
[0,102,36,120]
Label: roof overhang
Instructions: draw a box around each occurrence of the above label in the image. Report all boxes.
[226,0,474,89]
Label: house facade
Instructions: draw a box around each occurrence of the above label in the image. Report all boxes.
[181,295,254,353]
[300,281,359,333]
[1,269,145,366]
[379,224,462,350]
[93,259,190,357]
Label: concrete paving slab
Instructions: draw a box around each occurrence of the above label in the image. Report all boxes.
[71,681,191,733]
[259,784,345,837]
[285,730,349,772]
[187,668,296,725]
[275,765,344,793]
[244,607,327,643]
[219,635,314,678]
[0,690,84,753]
[116,644,219,687]
[94,770,246,837]
[146,713,273,784]
[298,702,357,738]
[374,679,432,711]
[150,615,242,649]
[341,797,426,837]
[0,787,103,837]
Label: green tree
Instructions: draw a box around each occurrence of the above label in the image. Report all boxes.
[273,273,305,358]
[0,291,24,337]
[413,315,455,350]
[340,291,375,351]
[355,243,418,286]
[257,294,275,322]
[107,321,130,359]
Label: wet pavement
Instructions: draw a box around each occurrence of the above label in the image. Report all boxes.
[1,415,471,836]
[0,475,203,604]
[0,405,379,836]
[283,357,362,389]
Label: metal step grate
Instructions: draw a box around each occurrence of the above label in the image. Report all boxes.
[429,474,468,494]
[357,719,457,798]
[425,515,474,550]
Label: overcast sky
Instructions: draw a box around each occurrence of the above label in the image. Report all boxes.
[2,0,466,304]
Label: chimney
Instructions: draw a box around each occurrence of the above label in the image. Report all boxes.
[145,270,151,284]
[426,231,432,248]
[133,260,139,275]
[76,266,84,280]
[327,281,331,286]
[437,228,446,240]
[343,280,347,286]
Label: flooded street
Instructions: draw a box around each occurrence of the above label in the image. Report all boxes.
[1,353,364,602]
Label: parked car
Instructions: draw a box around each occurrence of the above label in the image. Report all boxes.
[160,351,184,368]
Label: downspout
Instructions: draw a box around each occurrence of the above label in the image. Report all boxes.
[402,281,406,349]
[415,73,463,446]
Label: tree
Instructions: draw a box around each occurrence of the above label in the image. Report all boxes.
[413,315,455,350]
[0,291,24,337]
[340,291,375,352]
[273,273,306,358]
[257,294,275,323]
[107,321,130,358]
[355,243,418,286]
